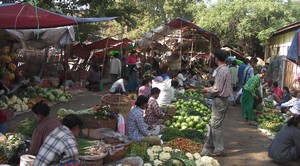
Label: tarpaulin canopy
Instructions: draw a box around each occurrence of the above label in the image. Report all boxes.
[86,38,132,51]
[0,3,117,29]
[1,26,75,49]
[287,28,300,66]
[71,38,133,59]
[137,18,221,52]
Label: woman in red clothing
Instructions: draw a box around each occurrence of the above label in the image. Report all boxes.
[272,81,283,103]
[127,51,139,92]
[0,109,8,134]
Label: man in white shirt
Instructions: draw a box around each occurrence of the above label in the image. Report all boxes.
[281,96,300,115]
[110,77,129,94]
[110,53,122,84]
[177,69,187,87]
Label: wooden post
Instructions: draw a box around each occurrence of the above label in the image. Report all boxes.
[39,48,49,79]
[101,38,110,77]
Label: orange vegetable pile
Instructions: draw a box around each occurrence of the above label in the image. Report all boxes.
[164,138,203,153]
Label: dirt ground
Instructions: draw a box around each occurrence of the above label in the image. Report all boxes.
[6,86,300,166]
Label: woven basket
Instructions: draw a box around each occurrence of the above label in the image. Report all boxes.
[101,94,132,118]
[81,115,117,131]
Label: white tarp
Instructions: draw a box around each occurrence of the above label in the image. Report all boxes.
[2,26,75,49]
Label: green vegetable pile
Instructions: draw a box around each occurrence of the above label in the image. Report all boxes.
[165,99,210,133]
[126,141,149,162]
[257,114,285,124]
[161,127,205,143]
[18,86,72,102]
[15,118,38,138]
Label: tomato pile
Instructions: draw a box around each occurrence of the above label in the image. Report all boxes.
[164,138,203,153]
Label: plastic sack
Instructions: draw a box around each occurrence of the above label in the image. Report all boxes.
[152,79,172,105]
[117,113,125,135]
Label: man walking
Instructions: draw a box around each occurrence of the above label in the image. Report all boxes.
[201,50,232,157]
[110,53,122,84]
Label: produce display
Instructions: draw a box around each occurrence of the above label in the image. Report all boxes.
[144,145,219,166]
[15,118,38,138]
[126,142,149,162]
[0,46,17,81]
[77,138,108,156]
[0,133,25,160]
[57,105,114,120]
[165,98,211,133]
[0,95,29,112]
[164,138,203,154]
[0,86,73,113]
[160,127,205,143]
[257,113,286,135]
[18,86,72,103]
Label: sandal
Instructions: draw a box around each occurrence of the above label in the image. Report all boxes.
[207,152,226,157]
[248,121,258,126]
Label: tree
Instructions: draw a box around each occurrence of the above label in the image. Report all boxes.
[194,0,300,58]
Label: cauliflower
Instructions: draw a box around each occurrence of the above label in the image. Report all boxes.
[16,98,23,104]
[159,152,171,161]
[22,98,29,103]
[11,95,18,102]
[153,159,162,166]
[195,159,206,166]
[201,156,220,166]
[147,149,156,161]
[151,145,162,153]
[172,149,181,153]
[162,146,172,152]
[193,153,201,160]
[14,104,22,112]
[186,153,194,160]
[144,163,152,166]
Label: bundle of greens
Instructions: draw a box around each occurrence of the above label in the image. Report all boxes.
[126,142,149,162]
[15,118,38,138]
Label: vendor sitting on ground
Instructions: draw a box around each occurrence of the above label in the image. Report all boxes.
[280,91,300,116]
[275,86,292,110]
[126,95,152,142]
[268,115,300,163]
[86,64,101,91]
[271,81,283,103]
[28,102,61,156]
[110,77,129,94]
[144,88,168,126]
[33,114,82,166]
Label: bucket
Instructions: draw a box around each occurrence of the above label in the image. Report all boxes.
[20,154,36,166]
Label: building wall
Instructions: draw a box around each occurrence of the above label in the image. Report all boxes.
[267,29,300,90]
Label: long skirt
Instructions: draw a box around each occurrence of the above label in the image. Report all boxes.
[241,89,255,120]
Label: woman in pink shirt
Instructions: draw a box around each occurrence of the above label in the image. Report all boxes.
[138,78,151,97]
[127,51,139,92]
[272,81,283,102]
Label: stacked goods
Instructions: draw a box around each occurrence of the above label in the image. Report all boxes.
[165,98,211,133]
[0,46,17,81]
[258,114,286,135]
[57,105,115,120]
[0,133,25,160]
[0,95,29,112]
[164,138,203,154]
[144,145,219,166]
[18,86,72,103]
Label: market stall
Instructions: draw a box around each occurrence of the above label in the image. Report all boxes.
[136,18,221,71]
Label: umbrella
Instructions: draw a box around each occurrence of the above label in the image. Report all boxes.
[287,28,300,65]
[0,3,117,29]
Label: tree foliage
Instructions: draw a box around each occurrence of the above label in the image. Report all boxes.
[194,0,300,57]
[2,0,300,56]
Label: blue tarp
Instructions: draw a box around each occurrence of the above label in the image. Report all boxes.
[287,28,300,65]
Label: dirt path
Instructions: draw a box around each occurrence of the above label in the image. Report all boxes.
[7,88,299,166]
